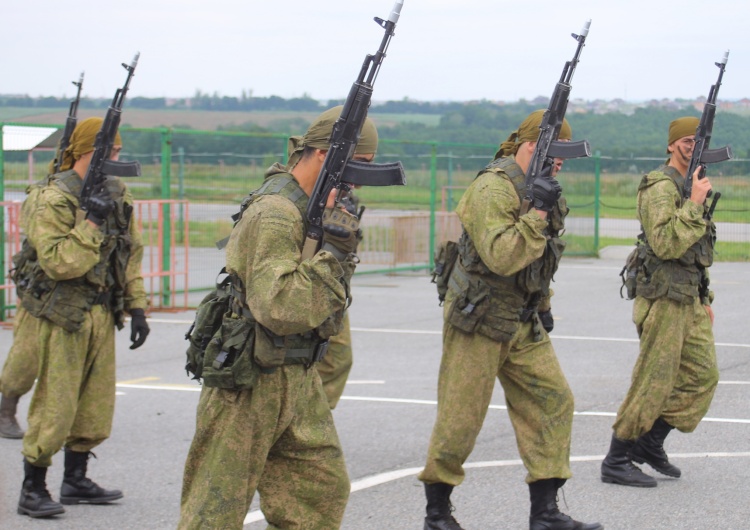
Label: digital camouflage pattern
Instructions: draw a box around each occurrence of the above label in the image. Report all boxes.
[317,312,353,409]
[21,171,146,467]
[613,165,718,440]
[0,180,50,399]
[613,296,717,440]
[420,162,575,486]
[179,170,351,529]
[0,307,39,398]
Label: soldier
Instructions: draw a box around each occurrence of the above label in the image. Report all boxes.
[419,110,602,530]
[16,116,150,518]
[0,149,70,439]
[601,117,719,487]
[178,106,377,529]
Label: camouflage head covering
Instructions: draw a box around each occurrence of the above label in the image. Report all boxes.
[495,109,572,159]
[51,116,123,174]
[286,106,378,169]
[667,116,699,153]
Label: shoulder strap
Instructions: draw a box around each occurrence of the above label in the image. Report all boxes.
[481,157,526,203]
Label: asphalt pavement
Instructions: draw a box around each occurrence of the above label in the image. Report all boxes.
[1,257,749,529]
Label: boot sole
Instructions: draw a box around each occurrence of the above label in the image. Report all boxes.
[60,492,123,505]
[17,505,66,517]
[630,455,681,478]
[601,475,657,488]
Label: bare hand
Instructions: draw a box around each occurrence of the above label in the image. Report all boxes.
[690,167,712,205]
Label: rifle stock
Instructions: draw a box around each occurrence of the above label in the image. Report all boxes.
[79,53,141,213]
[302,1,406,260]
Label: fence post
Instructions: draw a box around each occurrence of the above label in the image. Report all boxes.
[594,150,601,253]
[429,143,438,271]
[0,124,5,320]
[160,128,173,306]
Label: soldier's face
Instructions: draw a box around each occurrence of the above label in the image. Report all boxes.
[669,136,695,164]
[110,145,122,161]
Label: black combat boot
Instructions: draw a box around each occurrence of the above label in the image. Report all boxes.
[0,393,24,439]
[630,418,681,478]
[18,460,66,518]
[423,482,464,530]
[60,450,123,505]
[529,479,603,530]
[601,435,656,487]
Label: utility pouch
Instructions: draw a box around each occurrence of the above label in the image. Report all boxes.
[446,269,489,334]
[200,315,257,390]
[253,324,288,371]
[620,246,642,300]
[184,271,233,380]
[22,282,95,332]
[431,240,459,305]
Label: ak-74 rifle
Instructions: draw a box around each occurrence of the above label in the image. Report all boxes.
[301,1,407,260]
[53,72,84,174]
[683,51,732,220]
[521,20,592,215]
[79,53,142,214]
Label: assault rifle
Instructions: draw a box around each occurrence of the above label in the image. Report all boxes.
[301,1,407,260]
[521,20,592,214]
[53,72,84,174]
[683,51,732,219]
[79,53,141,214]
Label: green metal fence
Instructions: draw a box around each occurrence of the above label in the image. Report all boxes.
[2,122,749,318]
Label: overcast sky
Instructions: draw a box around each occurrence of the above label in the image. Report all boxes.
[3,0,748,103]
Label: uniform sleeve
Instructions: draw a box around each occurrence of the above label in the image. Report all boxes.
[123,190,148,311]
[638,179,706,260]
[27,186,104,281]
[229,195,348,337]
[456,171,548,276]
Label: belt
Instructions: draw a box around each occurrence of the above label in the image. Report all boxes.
[92,291,112,305]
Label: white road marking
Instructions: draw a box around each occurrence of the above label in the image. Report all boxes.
[242,451,750,525]
[146,319,750,349]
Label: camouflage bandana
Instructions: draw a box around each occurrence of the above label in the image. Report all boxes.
[54,116,122,173]
[667,116,699,154]
[286,105,378,169]
[495,109,572,159]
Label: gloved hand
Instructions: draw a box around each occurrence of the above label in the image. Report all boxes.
[532,176,562,213]
[538,309,554,333]
[321,207,360,262]
[129,308,150,349]
[85,190,116,226]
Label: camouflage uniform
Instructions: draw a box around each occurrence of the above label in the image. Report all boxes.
[613,164,718,441]
[0,182,49,401]
[420,156,574,487]
[179,169,352,530]
[21,170,147,467]
[317,312,353,409]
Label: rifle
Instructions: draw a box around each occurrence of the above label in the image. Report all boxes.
[79,53,142,214]
[301,1,407,260]
[521,20,592,215]
[683,51,732,219]
[53,72,84,174]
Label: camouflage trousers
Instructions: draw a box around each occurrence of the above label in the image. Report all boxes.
[0,307,39,398]
[22,305,116,467]
[179,364,349,530]
[420,303,574,486]
[613,296,718,440]
[317,312,353,410]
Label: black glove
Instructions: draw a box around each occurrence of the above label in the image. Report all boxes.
[129,308,150,350]
[321,207,360,262]
[532,176,562,213]
[85,190,116,226]
[538,309,554,333]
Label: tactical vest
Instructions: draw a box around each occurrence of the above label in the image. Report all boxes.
[448,157,568,343]
[634,165,715,304]
[190,172,337,390]
[15,170,133,332]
